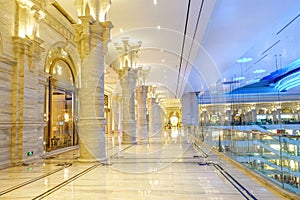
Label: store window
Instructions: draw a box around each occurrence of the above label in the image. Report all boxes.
[46,60,77,151]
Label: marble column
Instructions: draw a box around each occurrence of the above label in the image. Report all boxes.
[111,95,121,136]
[76,17,113,162]
[115,39,142,144]
[277,107,282,124]
[147,98,155,136]
[152,101,163,135]
[12,35,45,166]
[203,110,208,125]
[226,109,232,125]
[136,85,148,141]
[272,110,277,124]
[120,68,137,144]
[9,1,46,166]
[251,109,257,124]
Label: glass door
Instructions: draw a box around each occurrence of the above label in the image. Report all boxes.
[45,60,76,152]
[49,88,74,150]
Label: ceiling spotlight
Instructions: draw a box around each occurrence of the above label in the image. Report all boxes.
[157,25,161,30]
[236,57,253,63]
[154,0,157,5]
[120,28,124,33]
[233,76,245,81]
[253,69,266,74]
[246,78,260,84]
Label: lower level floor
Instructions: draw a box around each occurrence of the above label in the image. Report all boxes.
[0,129,293,199]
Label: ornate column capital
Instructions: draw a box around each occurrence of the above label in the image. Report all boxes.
[100,21,113,54]
[74,0,111,22]
[13,37,31,55]
[75,17,113,59]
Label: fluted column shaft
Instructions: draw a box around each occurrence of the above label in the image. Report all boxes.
[120,69,137,143]
[154,102,163,134]
[77,17,112,162]
[147,98,155,136]
[136,85,148,140]
[111,95,121,135]
[148,98,162,136]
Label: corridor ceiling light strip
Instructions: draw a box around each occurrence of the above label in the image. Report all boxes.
[276,13,300,35]
[175,0,192,98]
[277,79,300,92]
[275,71,300,91]
[274,58,300,77]
[284,80,300,91]
[277,77,300,92]
[178,0,205,97]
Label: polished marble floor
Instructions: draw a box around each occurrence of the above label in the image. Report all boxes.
[0,129,288,199]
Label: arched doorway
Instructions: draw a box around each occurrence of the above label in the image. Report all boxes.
[46,60,77,151]
[167,111,180,128]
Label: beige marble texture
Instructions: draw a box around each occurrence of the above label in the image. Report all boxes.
[120,69,137,144]
[0,129,288,200]
[136,85,148,141]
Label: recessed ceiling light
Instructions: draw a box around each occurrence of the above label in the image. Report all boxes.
[162,59,165,62]
[154,0,157,5]
[236,57,253,63]
[246,78,260,84]
[160,49,163,52]
[120,28,124,33]
[233,76,245,81]
[253,69,266,74]
[157,26,160,30]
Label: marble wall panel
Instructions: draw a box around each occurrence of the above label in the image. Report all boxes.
[21,125,44,162]
[0,62,12,121]
[0,128,11,169]
[0,1,15,57]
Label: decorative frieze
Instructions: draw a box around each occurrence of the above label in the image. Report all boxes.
[43,5,75,41]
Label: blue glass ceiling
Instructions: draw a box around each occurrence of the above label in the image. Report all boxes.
[228,58,300,94]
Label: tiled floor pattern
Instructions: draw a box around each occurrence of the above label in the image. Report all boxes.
[0,130,287,199]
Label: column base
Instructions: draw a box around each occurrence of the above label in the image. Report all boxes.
[121,132,137,144]
[121,120,137,144]
[77,117,107,161]
[137,123,148,141]
[77,157,108,163]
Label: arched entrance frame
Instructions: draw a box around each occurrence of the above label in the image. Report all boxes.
[167,111,181,128]
[44,42,80,152]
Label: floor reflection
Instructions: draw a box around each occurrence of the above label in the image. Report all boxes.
[108,127,192,174]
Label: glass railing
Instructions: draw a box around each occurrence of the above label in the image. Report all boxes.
[196,126,300,195]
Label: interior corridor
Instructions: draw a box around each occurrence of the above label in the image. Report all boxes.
[0,129,284,200]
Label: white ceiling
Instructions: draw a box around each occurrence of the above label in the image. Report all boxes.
[58,0,300,99]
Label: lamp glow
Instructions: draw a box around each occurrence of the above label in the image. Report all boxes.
[233,76,245,81]
[253,69,266,74]
[236,57,253,63]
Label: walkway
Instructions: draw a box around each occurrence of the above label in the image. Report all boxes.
[0,129,287,199]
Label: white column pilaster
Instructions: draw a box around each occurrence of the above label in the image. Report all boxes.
[136,85,148,141]
[120,69,137,144]
[77,18,113,162]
